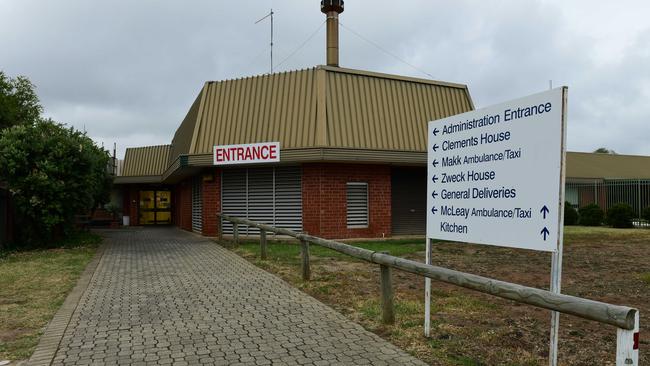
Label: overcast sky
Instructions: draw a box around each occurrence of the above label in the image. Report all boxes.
[1,0,649,158]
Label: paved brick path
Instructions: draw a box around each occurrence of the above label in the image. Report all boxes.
[45,228,425,365]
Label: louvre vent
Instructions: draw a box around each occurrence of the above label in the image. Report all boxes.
[347,182,368,228]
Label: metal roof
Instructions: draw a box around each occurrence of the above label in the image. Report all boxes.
[119,65,474,183]
[170,65,473,159]
[121,145,171,177]
[566,152,650,180]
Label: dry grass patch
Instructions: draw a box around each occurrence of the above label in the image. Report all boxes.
[0,232,100,361]
[229,227,650,365]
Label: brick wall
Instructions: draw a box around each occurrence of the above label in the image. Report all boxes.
[201,169,221,237]
[175,180,192,231]
[302,163,391,239]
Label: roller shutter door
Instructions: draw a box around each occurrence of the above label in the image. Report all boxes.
[274,167,303,232]
[247,168,274,235]
[221,166,302,235]
[191,178,203,233]
[221,169,247,235]
[391,167,426,235]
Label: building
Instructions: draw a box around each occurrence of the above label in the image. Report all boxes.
[565,152,650,217]
[114,64,474,238]
[114,1,650,238]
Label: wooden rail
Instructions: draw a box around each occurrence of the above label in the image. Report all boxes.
[220,214,640,364]
[219,214,637,330]
[218,214,640,366]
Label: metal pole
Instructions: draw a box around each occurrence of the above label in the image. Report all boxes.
[616,311,640,365]
[424,238,432,337]
[270,9,274,73]
[549,87,568,366]
[638,179,642,219]
[549,251,562,365]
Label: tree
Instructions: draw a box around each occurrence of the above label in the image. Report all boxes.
[0,71,42,130]
[0,119,111,245]
[593,147,616,154]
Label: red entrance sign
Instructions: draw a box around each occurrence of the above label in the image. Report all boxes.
[213,142,280,165]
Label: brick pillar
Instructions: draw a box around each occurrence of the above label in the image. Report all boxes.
[178,180,192,231]
[302,164,322,236]
[202,169,221,237]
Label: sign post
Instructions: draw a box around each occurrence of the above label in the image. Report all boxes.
[425,87,568,365]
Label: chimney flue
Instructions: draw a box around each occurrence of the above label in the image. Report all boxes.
[321,0,344,67]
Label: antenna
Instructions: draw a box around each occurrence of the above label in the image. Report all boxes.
[255,9,274,74]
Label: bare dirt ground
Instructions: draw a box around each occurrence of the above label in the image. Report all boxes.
[233,226,649,365]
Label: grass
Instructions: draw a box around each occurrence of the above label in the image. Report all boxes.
[564,225,649,241]
[0,231,101,361]
[641,272,650,285]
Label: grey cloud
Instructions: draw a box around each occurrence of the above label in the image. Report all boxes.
[1,0,648,157]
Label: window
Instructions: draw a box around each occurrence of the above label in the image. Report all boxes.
[347,182,369,228]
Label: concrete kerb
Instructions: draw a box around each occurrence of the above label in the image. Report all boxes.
[27,243,107,366]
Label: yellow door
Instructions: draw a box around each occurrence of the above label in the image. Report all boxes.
[139,190,172,225]
[139,191,156,225]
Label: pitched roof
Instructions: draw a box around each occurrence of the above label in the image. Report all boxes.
[121,145,171,177]
[566,152,650,180]
[169,65,473,160]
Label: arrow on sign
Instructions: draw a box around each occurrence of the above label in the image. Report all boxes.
[431,191,438,199]
[432,144,439,152]
[432,128,439,136]
[431,207,438,215]
[541,227,550,241]
[432,175,438,183]
[540,205,550,219]
[432,159,439,167]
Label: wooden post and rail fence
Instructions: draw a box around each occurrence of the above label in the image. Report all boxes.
[218,213,640,365]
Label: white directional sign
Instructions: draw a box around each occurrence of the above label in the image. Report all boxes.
[426,87,567,252]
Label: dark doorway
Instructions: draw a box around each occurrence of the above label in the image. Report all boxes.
[391,167,426,235]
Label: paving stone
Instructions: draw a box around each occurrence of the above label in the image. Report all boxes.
[46,228,425,365]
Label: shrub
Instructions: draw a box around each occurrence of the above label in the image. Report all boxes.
[0,119,111,246]
[578,204,603,226]
[606,203,635,228]
[643,206,650,222]
[564,202,578,225]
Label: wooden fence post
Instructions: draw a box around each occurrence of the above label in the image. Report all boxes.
[379,251,395,324]
[300,239,310,281]
[260,229,268,260]
[217,217,223,241]
[233,222,239,244]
